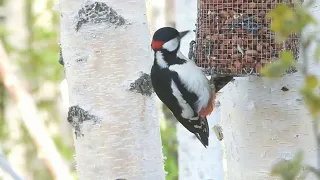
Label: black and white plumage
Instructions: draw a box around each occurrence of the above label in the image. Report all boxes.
[150,27,215,147]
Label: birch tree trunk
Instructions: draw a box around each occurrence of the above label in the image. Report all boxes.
[220,77,317,180]
[219,2,320,179]
[59,0,165,179]
[176,0,225,179]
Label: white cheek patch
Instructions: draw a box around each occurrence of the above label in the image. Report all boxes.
[171,79,194,119]
[162,38,179,52]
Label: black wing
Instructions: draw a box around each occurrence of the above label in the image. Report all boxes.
[151,66,184,117]
[170,71,199,117]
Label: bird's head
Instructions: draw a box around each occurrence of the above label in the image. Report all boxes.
[151,27,190,52]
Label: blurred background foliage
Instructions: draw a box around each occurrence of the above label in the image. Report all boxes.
[161,104,178,180]
[0,0,75,179]
[0,0,178,179]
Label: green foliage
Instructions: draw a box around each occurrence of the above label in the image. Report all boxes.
[271,151,320,180]
[267,1,317,42]
[314,45,320,63]
[0,0,76,179]
[52,135,75,161]
[300,75,320,117]
[0,83,8,151]
[261,51,295,77]
[0,26,10,38]
[20,123,54,180]
[306,166,320,179]
[20,26,62,85]
[160,115,178,180]
[271,151,304,180]
[265,1,320,179]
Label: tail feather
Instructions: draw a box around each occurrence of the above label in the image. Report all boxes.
[194,133,208,148]
[176,116,210,148]
[201,117,210,137]
[196,117,209,148]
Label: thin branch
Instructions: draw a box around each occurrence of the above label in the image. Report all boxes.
[0,42,73,179]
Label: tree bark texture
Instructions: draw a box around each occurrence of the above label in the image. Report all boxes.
[59,0,165,179]
[219,2,320,179]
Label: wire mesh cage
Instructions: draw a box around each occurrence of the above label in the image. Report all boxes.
[195,0,300,76]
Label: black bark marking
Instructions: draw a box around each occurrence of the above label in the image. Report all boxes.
[209,75,234,93]
[67,105,99,138]
[129,72,154,96]
[76,1,126,31]
[281,86,289,92]
[59,47,64,66]
[76,58,86,63]
[188,40,196,61]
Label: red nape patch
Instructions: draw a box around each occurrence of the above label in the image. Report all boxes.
[151,40,165,50]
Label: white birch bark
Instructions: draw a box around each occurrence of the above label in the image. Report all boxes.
[219,77,317,180]
[219,2,320,179]
[176,0,224,179]
[59,0,165,179]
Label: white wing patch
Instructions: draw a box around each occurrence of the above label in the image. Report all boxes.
[169,51,211,113]
[155,51,168,69]
[171,79,194,119]
[162,38,179,52]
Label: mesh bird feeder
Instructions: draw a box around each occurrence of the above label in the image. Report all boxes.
[195,0,300,77]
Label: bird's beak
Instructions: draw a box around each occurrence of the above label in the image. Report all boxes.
[178,30,190,40]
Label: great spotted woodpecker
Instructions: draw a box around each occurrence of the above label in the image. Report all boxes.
[150,27,215,147]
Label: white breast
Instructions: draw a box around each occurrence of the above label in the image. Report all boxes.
[169,51,211,113]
